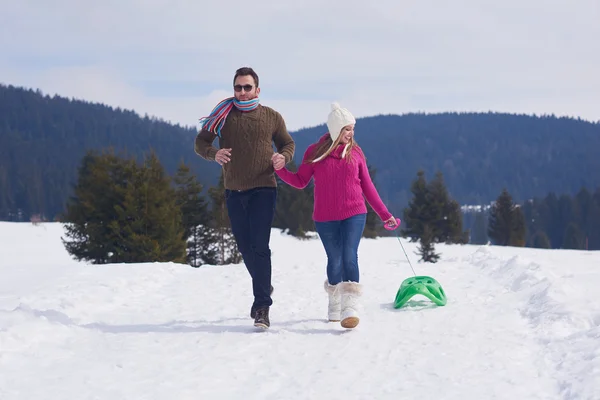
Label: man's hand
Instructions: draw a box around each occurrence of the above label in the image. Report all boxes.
[271,153,285,170]
[215,148,232,165]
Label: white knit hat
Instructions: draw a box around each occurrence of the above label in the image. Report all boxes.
[312,102,356,163]
[327,102,356,142]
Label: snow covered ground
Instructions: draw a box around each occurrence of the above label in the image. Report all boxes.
[1,222,599,399]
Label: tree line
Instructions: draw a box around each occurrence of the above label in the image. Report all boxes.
[59,150,384,267]
[61,149,237,266]
[466,187,600,250]
[58,150,600,267]
[4,83,600,224]
[402,171,600,263]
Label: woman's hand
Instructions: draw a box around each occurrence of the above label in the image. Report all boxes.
[384,216,400,229]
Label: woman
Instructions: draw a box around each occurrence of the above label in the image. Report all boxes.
[272,102,399,329]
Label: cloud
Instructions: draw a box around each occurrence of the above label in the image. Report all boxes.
[1,0,599,131]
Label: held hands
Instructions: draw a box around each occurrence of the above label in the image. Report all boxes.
[271,153,285,170]
[215,148,232,166]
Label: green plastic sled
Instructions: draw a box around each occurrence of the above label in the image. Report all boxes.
[394,276,447,308]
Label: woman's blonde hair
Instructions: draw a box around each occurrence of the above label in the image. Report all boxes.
[304,129,364,164]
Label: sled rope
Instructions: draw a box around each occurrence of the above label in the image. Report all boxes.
[394,233,417,277]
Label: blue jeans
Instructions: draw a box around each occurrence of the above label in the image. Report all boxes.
[225,187,277,309]
[315,213,366,285]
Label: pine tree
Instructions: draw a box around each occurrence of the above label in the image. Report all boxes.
[427,172,467,243]
[174,161,217,266]
[575,188,593,248]
[363,163,383,238]
[62,149,134,264]
[425,171,449,242]
[562,222,585,249]
[488,189,514,246]
[488,188,527,247]
[543,192,561,247]
[107,152,186,263]
[403,170,466,246]
[531,230,551,248]
[508,205,527,247]
[445,198,469,244]
[272,160,315,239]
[62,150,186,264]
[470,210,488,244]
[417,224,440,263]
[587,199,600,249]
[558,194,580,237]
[522,199,544,246]
[402,170,429,242]
[106,158,148,263]
[208,173,242,265]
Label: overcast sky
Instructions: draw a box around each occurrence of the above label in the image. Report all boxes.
[1,0,599,131]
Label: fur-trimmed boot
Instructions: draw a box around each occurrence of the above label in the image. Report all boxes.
[324,280,341,322]
[339,281,362,329]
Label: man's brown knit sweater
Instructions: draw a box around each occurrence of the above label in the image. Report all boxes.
[194,104,295,191]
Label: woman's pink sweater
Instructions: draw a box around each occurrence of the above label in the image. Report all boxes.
[275,135,393,223]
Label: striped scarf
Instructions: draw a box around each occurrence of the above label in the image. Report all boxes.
[199,97,260,137]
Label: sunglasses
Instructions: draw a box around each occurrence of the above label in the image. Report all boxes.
[234,84,254,92]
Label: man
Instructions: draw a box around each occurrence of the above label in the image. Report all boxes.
[194,67,295,329]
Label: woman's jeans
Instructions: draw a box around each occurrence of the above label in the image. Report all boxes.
[315,213,366,285]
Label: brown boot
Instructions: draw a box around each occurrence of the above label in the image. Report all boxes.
[250,285,274,318]
[254,307,270,329]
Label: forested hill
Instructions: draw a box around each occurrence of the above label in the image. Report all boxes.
[2,83,600,221]
[290,112,600,209]
[0,84,220,220]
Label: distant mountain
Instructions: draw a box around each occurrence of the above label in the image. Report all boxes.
[2,83,599,221]
[291,112,600,212]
